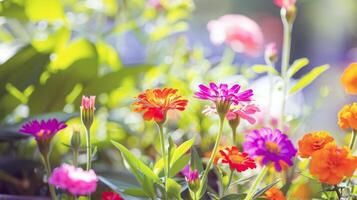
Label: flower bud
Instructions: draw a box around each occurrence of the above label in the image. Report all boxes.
[281,5,297,25]
[186,169,200,193]
[265,43,278,64]
[80,95,96,129]
[71,125,81,149]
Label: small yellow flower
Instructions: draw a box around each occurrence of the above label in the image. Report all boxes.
[338,103,357,130]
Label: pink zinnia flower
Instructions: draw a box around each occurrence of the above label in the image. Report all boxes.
[81,95,96,110]
[207,14,264,57]
[49,164,98,196]
[274,0,296,9]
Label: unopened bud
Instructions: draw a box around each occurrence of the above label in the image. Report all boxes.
[80,95,95,129]
[265,43,278,64]
[71,125,81,149]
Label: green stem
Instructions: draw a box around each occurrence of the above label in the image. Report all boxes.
[40,154,58,200]
[85,128,91,170]
[334,185,341,199]
[244,166,268,200]
[157,123,168,200]
[73,149,78,167]
[224,170,234,195]
[232,127,237,145]
[279,12,293,130]
[349,129,356,150]
[197,116,225,198]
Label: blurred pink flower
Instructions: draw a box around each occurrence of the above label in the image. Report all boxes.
[81,95,96,110]
[146,0,163,10]
[274,0,296,9]
[207,14,264,57]
[49,164,98,196]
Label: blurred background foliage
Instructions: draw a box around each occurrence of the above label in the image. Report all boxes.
[0,0,356,198]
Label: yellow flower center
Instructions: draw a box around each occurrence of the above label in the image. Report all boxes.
[230,154,245,164]
[266,141,281,154]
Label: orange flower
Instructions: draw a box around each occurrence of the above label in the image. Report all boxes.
[132,88,188,123]
[310,143,357,185]
[215,146,256,172]
[341,63,357,95]
[338,103,357,130]
[298,131,335,158]
[264,187,286,200]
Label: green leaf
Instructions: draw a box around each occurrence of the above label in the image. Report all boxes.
[170,137,194,167]
[221,194,246,200]
[252,179,280,199]
[169,154,190,177]
[111,141,161,183]
[289,64,329,95]
[252,65,279,75]
[190,147,204,173]
[25,0,65,22]
[287,58,309,78]
[98,176,138,192]
[166,178,182,200]
[96,40,122,70]
[124,187,149,198]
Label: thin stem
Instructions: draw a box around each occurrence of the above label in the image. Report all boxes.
[279,11,293,130]
[41,154,58,200]
[73,149,78,167]
[334,185,341,199]
[157,123,168,200]
[232,127,237,145]
[244,166,268,200]
[85,128,91,170]
[197,116,225,198]
[224,170,234,195]
[349,129,356,150]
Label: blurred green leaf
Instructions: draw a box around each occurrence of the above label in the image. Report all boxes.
[112,141,161,183]
[170,137,194,167]
[32,27,70,53]
[252,65,279,75]
[96,40,122,70]
[169,154,190,177]
[221,194,246,200]
[190,147,203,173]
[123,187,149,198]
[25,0,65,22]
[166,178,182,200]
[0,1,27,20]
[252,179,280,199]
[289,64,329,94]
[287,58,309,78]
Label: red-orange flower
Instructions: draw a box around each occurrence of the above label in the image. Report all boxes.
[298,131,335,158]
[264,187,286,200]
[310,143,357,185]
[215,146,256,172]
[338,103,357,130]
[132,88,188,123]
[341,63,357,95]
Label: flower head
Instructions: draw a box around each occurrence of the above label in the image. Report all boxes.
[215,146,256,172]
[102,191,125,200]
[132,88,188,123]
[338,103,357,130]
[81,95,96,129]
[265,43,278,63]
[207,15,264,57]
[181,165,200,192]
[243,128,297,172]
[341,63,357,95]
[20,118,67,154]
[310,143,357,185]
[49,163,98,196]
[196,83,253,117]
[274,0,296,9]
[298,131,335,158]
[264,187,286,200]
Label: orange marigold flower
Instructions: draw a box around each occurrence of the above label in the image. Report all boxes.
[215,146,256,172]
[132,88,188,123]
[298,131,335,158]
[264,187,286,200]
[310,143,357,185]
[341,63,357,95]
[338,103,357,130]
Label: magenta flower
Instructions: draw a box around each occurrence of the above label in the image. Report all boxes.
[207,15,264,57]
[49,164,98,196]
[181,165,200,192]
[274,0,296,9]
[243,128,297,172]
[20,118,67,142]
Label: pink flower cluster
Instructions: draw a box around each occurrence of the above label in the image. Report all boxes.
[49,164,98,196]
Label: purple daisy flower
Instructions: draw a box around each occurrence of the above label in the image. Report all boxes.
[243,127,297,172]
[195,82,253,104]
[20,118,67,142]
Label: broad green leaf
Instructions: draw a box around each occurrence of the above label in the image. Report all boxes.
[0,1,27,20]
[98,176,138,192]
[190,147,204,172]
[124,187,149,198]
[252,179,280,199]
[289,64,329,95]
[111,141,161,183]
[153,158,164,175]
[221,194,246,200]
[166,178,182,200]
[169,154,190,177]
[25,0,65,22]
[287,57,309,78]
[170,137,195,167]
[252,64,279,75]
